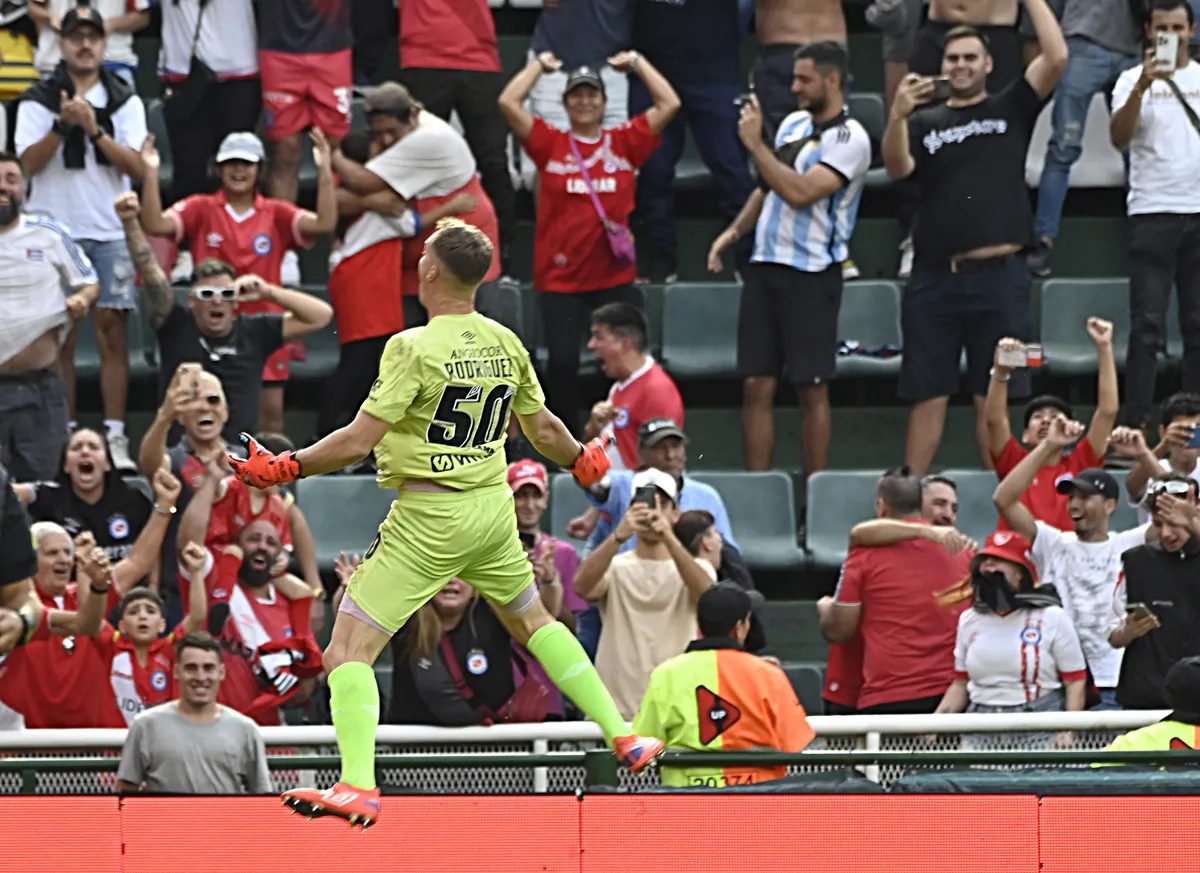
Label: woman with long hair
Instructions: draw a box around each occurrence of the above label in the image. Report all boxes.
[385,579,557,726]
[15,427,155,570]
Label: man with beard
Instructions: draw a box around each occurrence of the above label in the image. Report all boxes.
[15,6,147,472]
[0,152,99,483]
[995,417,1152,709]
[706,41,870,476]
[175,464,321,725]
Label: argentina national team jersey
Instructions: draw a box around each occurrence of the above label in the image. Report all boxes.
[751,110,872,272]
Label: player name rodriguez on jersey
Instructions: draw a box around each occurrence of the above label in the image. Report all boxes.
[362,313,545,491]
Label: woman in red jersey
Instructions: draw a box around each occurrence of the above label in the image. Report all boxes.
[499,49,680,431]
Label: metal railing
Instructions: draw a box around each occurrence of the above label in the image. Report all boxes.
[0,711,1176,794]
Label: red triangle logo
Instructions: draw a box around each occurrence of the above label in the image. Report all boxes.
[1170,737,1194,750]
[696,685,741,745]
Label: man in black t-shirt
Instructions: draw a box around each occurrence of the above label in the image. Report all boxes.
[0,461,42,654]
[116,191,333,442]
[882,0,1066,477]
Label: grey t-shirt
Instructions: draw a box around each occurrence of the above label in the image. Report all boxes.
[1060,0,1140,57]
[117,703,272,794]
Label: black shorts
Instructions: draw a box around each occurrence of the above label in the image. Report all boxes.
[909,20,1025,90]
[738,262,842,385]
[898,255,1034,402]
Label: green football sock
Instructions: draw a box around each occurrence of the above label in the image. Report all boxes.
[526,621,627,744]
[328,661,380,790]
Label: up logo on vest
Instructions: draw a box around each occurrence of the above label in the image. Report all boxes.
[1020,626,1043,646]
[151,670,168,691]
[108,514,130,540]
[253,234,273,256]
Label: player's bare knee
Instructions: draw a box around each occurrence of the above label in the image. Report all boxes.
[495,584,553,645]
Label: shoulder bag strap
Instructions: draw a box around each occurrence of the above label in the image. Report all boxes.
[188,0,210,64]
[439,633,498,722]
[568,133,611,223]
[1164,76,1200,138]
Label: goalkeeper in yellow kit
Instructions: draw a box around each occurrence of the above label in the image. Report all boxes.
[229,220,663,828]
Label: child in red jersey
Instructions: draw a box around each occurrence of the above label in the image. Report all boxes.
[90,542,213,724]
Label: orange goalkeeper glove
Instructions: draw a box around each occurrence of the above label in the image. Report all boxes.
[228,433,302,489]
[569,435,611,487]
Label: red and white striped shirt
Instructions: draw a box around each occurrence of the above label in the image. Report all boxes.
[954,606,1088,707]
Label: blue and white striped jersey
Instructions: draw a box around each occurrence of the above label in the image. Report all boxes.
[751,109,871,273]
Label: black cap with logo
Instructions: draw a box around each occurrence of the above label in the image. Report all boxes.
[564,67,605,96]
[61,6,106,37]
[638,417,686,447]
[1055,468,1119,500]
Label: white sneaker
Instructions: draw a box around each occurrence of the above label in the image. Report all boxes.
[898,236,914,280]
[281,250,302,287]
[842,259,861,281]
[171,250,194,284]
[107,432,137,473]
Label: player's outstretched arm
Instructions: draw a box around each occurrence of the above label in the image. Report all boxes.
[295,412,391,477]
[516,408,584,468]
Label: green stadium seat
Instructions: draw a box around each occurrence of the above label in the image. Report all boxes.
[938,468,1001,546]
[804,470,880,568]
[1040,278,1130,375]
[295,475,395,571]
[660,283,740,379]
[71,310,147,381]
[781,661,826,716]
[848,93,885,143]
[836,280,902,378]
[144,99,173,197]
[690,471,806,569]
[1108,468,1143,532]
[548,472,593,557]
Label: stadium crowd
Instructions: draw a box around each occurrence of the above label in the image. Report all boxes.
[2,0,1200,794]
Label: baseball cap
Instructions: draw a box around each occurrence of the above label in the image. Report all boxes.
[564,67,606,96]
[507,460,547,495]
[1164,655,1200,722]
[638,418,686,447]
[630,467,678,503]
[974,530,1038,583]
[697,582,766,637]
[216,132,265,164]
[1023,395,1073,430]
[61,6,105,37]
[1055,468,1119,501]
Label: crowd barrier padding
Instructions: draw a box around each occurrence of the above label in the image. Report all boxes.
[10,794,1200,873]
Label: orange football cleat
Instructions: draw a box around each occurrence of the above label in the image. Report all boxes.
[282,781,381,828]
[613,735,664,773]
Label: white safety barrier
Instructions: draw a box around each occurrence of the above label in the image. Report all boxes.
[0,711,1172,793]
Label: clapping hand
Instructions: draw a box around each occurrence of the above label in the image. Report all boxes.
[1044,416,1086,449]
[140,134,161,172]
[311,128,332,172]
[1108,426,1148,458]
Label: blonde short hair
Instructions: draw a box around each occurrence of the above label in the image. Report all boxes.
[427,218,494,288]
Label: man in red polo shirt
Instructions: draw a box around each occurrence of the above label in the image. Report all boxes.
[584,302,684,470]
[818,467,972,715]
[985,320,1117,531]
[138,130,338,433]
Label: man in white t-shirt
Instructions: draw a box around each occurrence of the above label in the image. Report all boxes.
[994,416,1151,709]
[28,0,151,86]
[1110,0,1200,431]
[572,468,717,719]
[15,7,146,473]
[329,82,518,335]
[1114,397,1200,524]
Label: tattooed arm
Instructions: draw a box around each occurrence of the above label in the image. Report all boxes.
[115,191,175,330]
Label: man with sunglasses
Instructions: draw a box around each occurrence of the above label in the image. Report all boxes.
[116,191,332,444]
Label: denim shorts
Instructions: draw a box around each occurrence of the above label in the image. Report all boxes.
[78,238,137,311]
